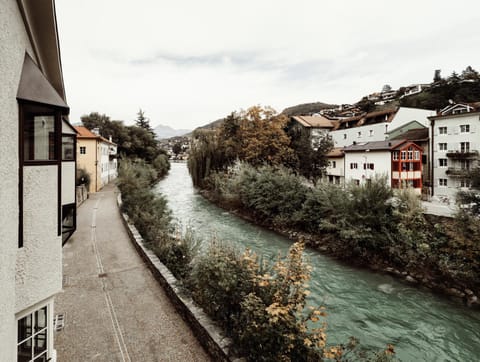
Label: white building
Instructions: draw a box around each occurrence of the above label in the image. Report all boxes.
[343,140,424,193]
[1,0,76,360]
[330,107,434,148]
[429,102,480,201]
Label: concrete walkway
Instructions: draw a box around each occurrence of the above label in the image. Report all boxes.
[54,184,211,362]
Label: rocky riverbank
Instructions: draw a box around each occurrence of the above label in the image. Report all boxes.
[199,189,480,308]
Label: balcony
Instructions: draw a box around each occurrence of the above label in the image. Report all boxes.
[446,150,479,159]
[445,167,470,178]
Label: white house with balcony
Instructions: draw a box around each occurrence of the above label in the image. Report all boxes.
[1,1,76,360]
[429,102,480,201]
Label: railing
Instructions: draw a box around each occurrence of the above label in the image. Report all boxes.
[446,150,479,159]
[445,167,470,177]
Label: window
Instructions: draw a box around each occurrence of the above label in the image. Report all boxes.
[460,179,471,188]
[62,204,76,244]
[23,112,56,161]
[369,129,374,137]
[460,142,470,153]
[331,161,336,168]
[407,150,413,160]
[17,306,48,362]
[414,151,420,160]
[79,146,86,155]
[357,131,362,138]
[363,163,374,170]
[343,134,347,139]
[438,126,447,135]
[354,179,360,186]
[350,162,358,169]
[401,151,407,160]
[438,143,447,151]
[439,178,448,186]
[460,124,470,133]
[62,135,75,161]
[393,151,399,160]
[460,160,470,170]
[439,158,448,167]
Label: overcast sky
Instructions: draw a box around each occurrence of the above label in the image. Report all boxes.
[55,0,480,130]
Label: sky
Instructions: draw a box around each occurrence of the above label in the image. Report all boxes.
[55,0,480,130]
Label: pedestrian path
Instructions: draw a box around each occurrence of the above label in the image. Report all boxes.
[54,184,211,362]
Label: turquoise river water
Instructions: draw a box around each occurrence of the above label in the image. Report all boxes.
[155,162,480,361]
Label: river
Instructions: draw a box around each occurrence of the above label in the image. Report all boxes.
[155,162,480,361]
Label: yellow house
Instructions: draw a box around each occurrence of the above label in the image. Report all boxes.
[75,126,118,193]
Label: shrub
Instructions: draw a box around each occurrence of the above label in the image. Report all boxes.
[188,240,353,361]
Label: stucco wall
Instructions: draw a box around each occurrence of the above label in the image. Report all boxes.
[62,161,76,204]
[16,166,62,312]
[77,138,98,192]
[0,0,36,359]
[344,151,391,186]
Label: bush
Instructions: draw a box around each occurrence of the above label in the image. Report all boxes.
[188,241,354,361]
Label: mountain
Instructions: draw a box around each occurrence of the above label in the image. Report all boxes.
[154,124,191,139]
[281,102,337,116]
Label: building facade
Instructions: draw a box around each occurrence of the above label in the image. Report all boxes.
[75,126,118,193]
[1,0,76,360]
[429,103,480,201]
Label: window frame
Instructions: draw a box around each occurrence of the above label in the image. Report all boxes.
[438,126,447,135]
[460,124,470,133]
[16,304,50,362]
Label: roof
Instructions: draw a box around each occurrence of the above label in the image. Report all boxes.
[429,102,480,119]
[334,108,398,130]
[343,139,407,152]
[390,128,429,142]
[75,126,97,138]
[327,147,344,158]
[292,115,334,128]
[74,126,116,145]
[17,53,69,110]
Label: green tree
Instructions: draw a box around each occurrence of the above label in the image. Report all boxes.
[172,141,183,156]
[135,108,154,134]
[461,66,480,80]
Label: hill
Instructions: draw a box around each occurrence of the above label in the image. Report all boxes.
[154,124,191,139]
[281,102,337,116]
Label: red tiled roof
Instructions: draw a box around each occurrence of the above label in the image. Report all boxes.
[292,115,334,128]
[74,126,97,138]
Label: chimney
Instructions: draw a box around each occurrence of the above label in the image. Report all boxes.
[109,136,112,142]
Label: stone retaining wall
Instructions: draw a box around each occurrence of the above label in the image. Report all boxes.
[116,194,240,362]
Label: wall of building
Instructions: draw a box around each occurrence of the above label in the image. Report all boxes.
[62,162,76,204]
[432,113,480,200]
[16,166,62,312]
[330,108,434,148]
[0,0,36,359]
[76,138,98,193]
[344,151,391,186]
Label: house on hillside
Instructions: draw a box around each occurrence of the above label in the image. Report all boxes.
[75,126,118,193]
[1,0,76,360]
[329,107,434,148]
[343,140,423,194]
[325,147,345,185]
[289,115,335,148]
[428,102,480,201]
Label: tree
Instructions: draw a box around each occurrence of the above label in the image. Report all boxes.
[456,167,480,216]
[135,109,154,134]
[172,141,183,156]
[382,84,392,93]
[461,66,480,81]
[237,106,295,167]
[356,97,375,113]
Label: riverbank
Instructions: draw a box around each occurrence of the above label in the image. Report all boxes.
[199,188,480,308]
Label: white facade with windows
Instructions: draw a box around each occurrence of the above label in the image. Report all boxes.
[430,103,480,201]
[0,1,75,360]
[330,107,434,148]
[344,150,391,186]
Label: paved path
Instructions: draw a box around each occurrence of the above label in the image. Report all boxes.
[55,184,211,362]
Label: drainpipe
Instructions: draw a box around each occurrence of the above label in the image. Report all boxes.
[430,119,435,197]
[95,140,98,192]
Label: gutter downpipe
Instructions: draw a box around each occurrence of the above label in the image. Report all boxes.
[430,119,435,197]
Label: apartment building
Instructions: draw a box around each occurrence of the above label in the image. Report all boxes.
[1,0,76,360]
[429,102,480,201]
